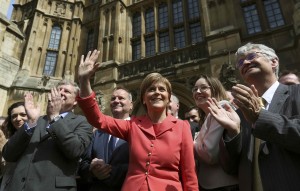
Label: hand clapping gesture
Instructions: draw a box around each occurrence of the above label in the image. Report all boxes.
[232,84,263,124]
[207,98,240,137]
[90,158,112,180]
[47,87,63,121]
[24,92,41,126]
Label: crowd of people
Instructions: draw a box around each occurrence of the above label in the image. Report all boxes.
[0,42,299,191]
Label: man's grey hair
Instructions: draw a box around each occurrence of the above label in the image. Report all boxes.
[56,79,80,95]
[113,86,133,102]
[171,93,180,105]
[236,42,279,78]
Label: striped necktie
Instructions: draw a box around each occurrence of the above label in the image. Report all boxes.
[253,97,266,191]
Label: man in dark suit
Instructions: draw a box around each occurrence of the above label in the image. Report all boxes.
[220,43,300,191]
[2,80,93,191]
[185,107,200,138]
[78,86,132,191]
[278,69,300,85]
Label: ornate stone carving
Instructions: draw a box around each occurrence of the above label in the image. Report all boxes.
[120,5,124,13]
[43,18,48,26]
[66,22,71,30]
[102,36,108,43]
[219,61,238,90]
[23,5,33,20]
[39,75,51,87]
[55,2,66,16]
[109,34,114,40]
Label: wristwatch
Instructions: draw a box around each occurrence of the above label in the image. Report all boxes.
[49,115,61,125]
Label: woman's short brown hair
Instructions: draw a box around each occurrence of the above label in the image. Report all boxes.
[139,73,172,111]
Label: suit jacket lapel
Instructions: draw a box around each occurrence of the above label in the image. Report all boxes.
[39,112,75,142]
[116,139,126,147]
[62,112,76,123]
[154,116,177,137]
[136,116,156,137]
[39,116,50,142]
[268,84,288,113]
[260,84,288,153]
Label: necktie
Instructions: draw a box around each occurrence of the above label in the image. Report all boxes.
[107,136,116,159]
[258,97,266,109]
[253,97,266,191]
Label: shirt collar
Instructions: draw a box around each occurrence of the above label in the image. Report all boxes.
[60,112,69,118]
[262,81,279,109]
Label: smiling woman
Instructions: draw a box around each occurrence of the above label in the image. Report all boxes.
[1,102,27,138]
[77,50,199,191]
[140,73,171,119]
[193,74,239,191]
[0,101,28,191]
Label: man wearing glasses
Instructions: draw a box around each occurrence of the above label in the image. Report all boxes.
[220,43,300,191]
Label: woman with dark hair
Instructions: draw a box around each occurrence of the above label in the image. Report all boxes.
[193,74,239,191]
[1,102,27,138]
[0,101,27,191]
[76,50,198,191]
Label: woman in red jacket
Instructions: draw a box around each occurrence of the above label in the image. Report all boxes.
[77,50,198,191]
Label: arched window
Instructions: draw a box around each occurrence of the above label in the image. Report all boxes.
[48,26,62,50]
[158,3,168,29]
[132,12,141,37]
[145,8,154,33]
[86,29,95,53]
[43,25,62,76]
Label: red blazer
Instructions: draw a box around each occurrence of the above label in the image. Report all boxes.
[77,92,199,191]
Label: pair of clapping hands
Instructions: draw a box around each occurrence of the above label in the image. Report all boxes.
[89,158,112,180]
[24,88,63,127]
[209,84,263,137]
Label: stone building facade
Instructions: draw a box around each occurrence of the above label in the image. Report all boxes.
[0,0,300,118]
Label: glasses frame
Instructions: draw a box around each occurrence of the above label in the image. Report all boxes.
[236,51,270,69]
[192,86,211,93]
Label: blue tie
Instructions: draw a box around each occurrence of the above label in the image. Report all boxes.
[107,136,116,159]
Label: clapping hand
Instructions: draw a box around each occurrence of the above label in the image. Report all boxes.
[90,158,112,180]
[24,92,41,126]
[207,98,240,137]
[47,87,62,121]
[231,84,262,124]
[78,50,101,81]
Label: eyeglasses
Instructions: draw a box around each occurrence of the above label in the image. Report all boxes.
[236,51,269,69]
[192,86,210,93]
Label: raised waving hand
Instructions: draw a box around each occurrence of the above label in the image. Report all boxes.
[78,50,101,80]
[78,50,100,97]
